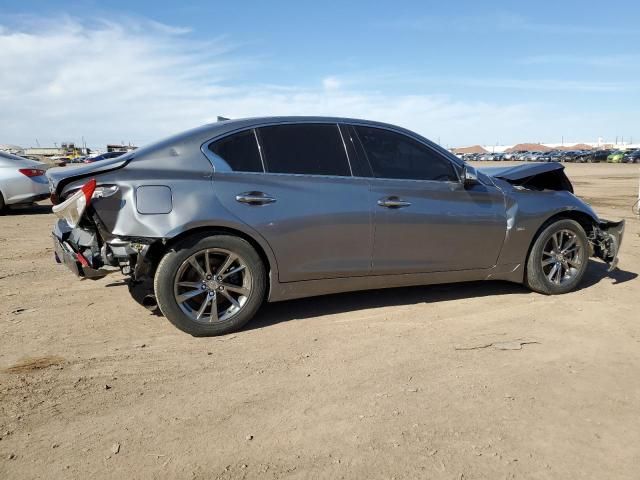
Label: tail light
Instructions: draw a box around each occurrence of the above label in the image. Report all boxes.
[19,168,46,177]
[51,179,97,228]
[51,179,119,227]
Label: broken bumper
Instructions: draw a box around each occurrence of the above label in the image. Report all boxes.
[52,219,110,279]
[595,219,625,271]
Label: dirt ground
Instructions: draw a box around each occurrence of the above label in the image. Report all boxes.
[1,163,639,479]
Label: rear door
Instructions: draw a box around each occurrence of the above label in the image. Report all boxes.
[207,123,372,282]
[349,125,507,274]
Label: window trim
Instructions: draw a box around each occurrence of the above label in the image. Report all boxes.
[347,123,462,184]
[200,121,355,178]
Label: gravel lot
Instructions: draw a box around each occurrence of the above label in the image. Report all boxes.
[1,162,639,479]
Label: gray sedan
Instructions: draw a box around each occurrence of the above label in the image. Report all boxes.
[0,151,50,211]
[47,117,624,336]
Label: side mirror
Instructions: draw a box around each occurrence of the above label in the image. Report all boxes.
[462,165,479,188]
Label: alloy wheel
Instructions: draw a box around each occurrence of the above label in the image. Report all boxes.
[173,248,252,324]
[541,229,583,286]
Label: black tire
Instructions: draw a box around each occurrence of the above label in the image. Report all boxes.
[0,191,5,214]
[525,219,589,294]
[154,234,266,336]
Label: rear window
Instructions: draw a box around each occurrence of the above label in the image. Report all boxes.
[257,124,351,176]
[209,129,264,172]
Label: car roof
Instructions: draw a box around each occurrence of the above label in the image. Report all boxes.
[0,150,46,168]
[127,116,463,167]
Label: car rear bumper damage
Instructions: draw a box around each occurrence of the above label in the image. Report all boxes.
[52,217,158,282]
[52,219,112,278]
[590,219,625,271]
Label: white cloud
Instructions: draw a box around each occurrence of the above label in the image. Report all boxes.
[322,76,342,90]
[0,15,633,148]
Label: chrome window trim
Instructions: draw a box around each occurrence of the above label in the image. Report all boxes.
[253,128,267,172]
[336,123,354,177]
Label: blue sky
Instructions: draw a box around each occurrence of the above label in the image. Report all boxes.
[1,0,639,148]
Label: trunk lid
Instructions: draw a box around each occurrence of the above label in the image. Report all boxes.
[46,154,132,199]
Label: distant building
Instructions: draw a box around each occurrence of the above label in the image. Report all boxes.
[107,144,137,153]
[451,145,488,154]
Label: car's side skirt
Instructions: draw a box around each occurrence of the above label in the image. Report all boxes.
[267,263,524,302]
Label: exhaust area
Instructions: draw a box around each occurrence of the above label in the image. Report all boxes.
[142,294,158,310]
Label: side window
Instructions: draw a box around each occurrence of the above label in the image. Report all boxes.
[209,130,263,173]
[257,124,351,176]
[354,126,457,181]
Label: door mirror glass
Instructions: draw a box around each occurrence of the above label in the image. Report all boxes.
[462,165,479,187]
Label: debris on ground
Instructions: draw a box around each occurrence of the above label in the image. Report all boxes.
[454,340,539,351]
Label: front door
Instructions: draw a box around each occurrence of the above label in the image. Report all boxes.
[351,125,506,274]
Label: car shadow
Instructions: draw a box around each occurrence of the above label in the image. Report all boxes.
[247,261,637,332]
[2,204,52,215]
[579,261,637,288]
[119,260,637,331]
[247,280,529,332]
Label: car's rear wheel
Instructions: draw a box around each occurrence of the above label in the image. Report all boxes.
[0,191,5,213]
[154,234,266,336]
[525,219,589,295]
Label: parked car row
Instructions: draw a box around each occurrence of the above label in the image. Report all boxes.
[456,148,640,163]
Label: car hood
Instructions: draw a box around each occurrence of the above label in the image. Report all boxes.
[479,162,573,193]
[478,162,565,182]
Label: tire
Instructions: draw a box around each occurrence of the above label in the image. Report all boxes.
[525,219,589,295]
[154,234,266,336]
[0,191,5,214]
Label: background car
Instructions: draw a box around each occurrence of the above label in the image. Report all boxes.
[84,151,127,163]
[589,149,613,163]
[0,151,50,212]
[607,150,626,163]
[622,149,640,163]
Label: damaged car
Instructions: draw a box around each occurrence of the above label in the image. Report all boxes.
[46,117,625,336]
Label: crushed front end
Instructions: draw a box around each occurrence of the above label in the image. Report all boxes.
[589,220,625,271]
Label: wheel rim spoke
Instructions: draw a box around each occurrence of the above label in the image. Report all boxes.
[204,250,212,276]
[216,254,237,276]
[221,264,246,279]
[542,258,555,266]
[177,281,202,289]
[220,290,241,309]
[223,284,250,296]
[547,263,559,283]
[208,297,219,323]
[189,258,206,280]
[562,237,576,253]
[177,289,204,303]
[196,295,212,321]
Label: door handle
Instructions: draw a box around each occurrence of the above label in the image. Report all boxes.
[377,197,411,208]
[235,192,277,205]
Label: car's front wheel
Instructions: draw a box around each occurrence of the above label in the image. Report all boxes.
[525,219,589,295]
[154,234,266,336]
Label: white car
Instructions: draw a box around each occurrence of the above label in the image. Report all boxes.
[0,151,50,211]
